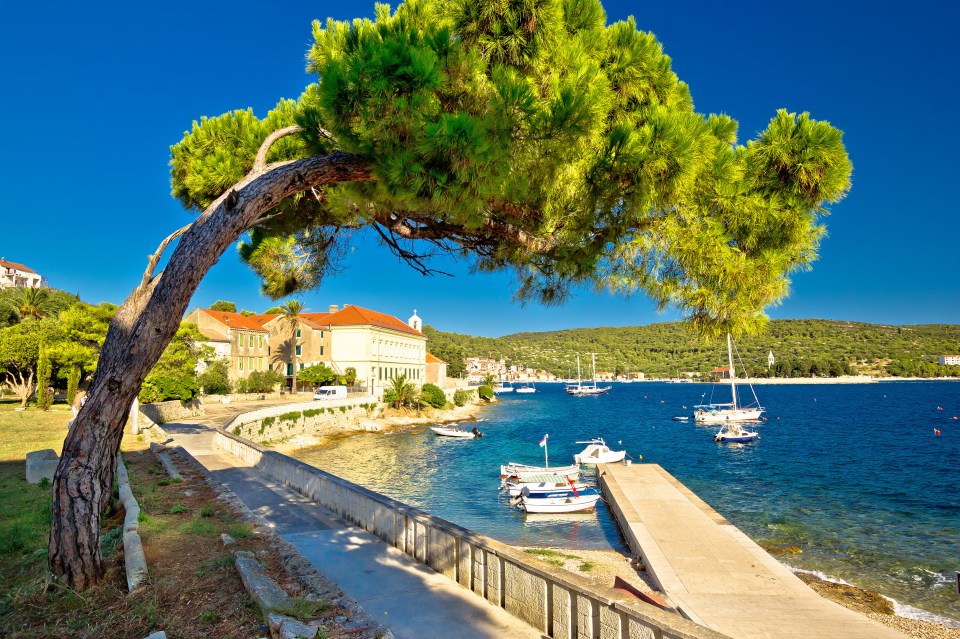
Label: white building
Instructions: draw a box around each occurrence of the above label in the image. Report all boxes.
[0,258,43,289]
[939,355,960,366]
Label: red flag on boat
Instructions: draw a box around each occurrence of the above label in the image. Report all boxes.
[539,434,549,447]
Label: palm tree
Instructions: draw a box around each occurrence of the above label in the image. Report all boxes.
[16,287,51,320]
[386,374,418,409]
[278,300,306,393]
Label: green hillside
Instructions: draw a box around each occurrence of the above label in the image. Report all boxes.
[424,320,960,378]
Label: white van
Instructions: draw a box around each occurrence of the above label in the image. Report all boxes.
[313,385,347,400]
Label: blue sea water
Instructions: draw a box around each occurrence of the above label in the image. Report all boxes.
[293,381,960,624]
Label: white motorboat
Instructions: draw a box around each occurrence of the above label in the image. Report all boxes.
[519,487,601,513]
[566,353,611,396]
[431,426,482,439]
[500,462,581,481]
[714,422,760,443]
[515,382,536,394]
[503,473,588,497]
[573,438,626,464]
[693,334,764,423]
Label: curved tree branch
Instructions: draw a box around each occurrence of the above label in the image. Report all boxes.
[253,125,304,173]
[139,223,193,291]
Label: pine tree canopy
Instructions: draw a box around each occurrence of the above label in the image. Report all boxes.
[169,0,851,337]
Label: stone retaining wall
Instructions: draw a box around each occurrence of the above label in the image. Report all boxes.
[139,399,203,425]
[214,429,728,639]
[227,400,383,444]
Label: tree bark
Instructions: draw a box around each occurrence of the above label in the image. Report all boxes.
[48,150,372,589]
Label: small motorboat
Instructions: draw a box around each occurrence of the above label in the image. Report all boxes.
[431,426,482,439]
[503,473,588,497]
[500,462,580,481]
[671,415,689,422]
[519,487,601,513]
[714,423,759,443]
[573,438,626,464]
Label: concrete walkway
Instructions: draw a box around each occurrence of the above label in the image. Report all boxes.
[600,463,905,639]
[160,407,544,639]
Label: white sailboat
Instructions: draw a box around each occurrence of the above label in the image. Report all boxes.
[515,381,536,394]
[693,334,764,423]
[565,353,611,396]
[493,380,514,394]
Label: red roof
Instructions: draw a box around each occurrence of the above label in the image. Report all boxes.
[426,352,444,364]
[711,367,730,373]
[0,258,37,274]
[199,309,268,332]
[323,305,425,337]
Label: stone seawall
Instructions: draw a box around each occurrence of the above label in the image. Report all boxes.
[227,400,383,444]
[140,399,203,425]
[214,428,728,639]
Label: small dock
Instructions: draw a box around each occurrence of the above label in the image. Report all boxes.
[599,463,905,639]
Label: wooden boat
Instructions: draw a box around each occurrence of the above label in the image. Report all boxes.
[500,462,580,481]
[518,487,601,513]
[431,426,482,439]
[573,438,626,464]
[503,473,588,497]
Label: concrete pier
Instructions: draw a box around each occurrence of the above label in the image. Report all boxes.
[599,463,906,639]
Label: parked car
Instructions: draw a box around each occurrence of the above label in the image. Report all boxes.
[313,386,347,400]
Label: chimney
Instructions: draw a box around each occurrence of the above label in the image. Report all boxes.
[329,305,339,313]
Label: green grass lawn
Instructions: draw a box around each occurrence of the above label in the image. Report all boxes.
[0,401,74,615]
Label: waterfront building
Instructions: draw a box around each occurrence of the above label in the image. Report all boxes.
[0,258,44,289]
[184,308,270,380]
[939,355,960,366]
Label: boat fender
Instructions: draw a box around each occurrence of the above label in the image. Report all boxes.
[935,429,941,435]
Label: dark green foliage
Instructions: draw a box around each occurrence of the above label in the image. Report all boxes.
[35,344,52,410]
[303,408,323,418]
[236,369,285,393]
[262,416,276,427]
[278,411,302,423]
[430,320,960,378]
[209,300,237,312]
[343,367,357,386]
[198,360,232,394]
[420,383,446,408]
[0,287,80,328]
[477,385,494,400]
[139,323,208,404]
[384,374,419,409]
[423,327,466,377]
[453,388,473,406]
[298,363,337,387]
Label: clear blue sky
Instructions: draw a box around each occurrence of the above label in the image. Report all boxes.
[2,1,957,337]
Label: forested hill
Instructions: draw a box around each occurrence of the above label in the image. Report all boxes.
[423,320,960,378]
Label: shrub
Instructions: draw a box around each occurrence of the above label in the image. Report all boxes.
[477,385,494,401]
[303,408,322,418]
[420,384,446,408]
[198,359,231,394]
[279,411,302,423]
[262,416,275,427]
[453,389,474,407]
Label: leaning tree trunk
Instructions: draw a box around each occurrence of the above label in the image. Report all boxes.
[49,149,371,589]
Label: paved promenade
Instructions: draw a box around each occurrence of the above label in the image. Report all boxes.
[600,463,905,639]
[161,405,544,639]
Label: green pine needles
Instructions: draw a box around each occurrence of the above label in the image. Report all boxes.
[169,0,851,338]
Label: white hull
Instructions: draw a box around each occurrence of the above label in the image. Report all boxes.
[520,493,601,513]
[515,387,536,394]
[505,479,589,497]
[566,385,611,396]
[575,450,626,464]
[694,407,763,423]
[430,426,477,438]
[501,462,580,481]
[493,387,514,394]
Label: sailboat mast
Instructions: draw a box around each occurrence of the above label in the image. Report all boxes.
[727,333,738,410]
[591,353,598,389]
[577,354,582,388]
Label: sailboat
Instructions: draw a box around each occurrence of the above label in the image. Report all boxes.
[693,334,764,423]
[565,353,611,396]
[515,381,536,394]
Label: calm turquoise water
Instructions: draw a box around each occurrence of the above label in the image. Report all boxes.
[293,381,960,624]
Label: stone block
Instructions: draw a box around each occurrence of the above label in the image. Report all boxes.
[503,562,546,631]
[25,449,59,484]
[552,585,573,639]
[427,526,456,578]
[627,617,658,639]
[599,605,624,639]
[123,530,148,591]
[235,555,291,616]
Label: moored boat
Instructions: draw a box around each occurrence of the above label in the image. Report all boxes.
[431,426,482,439]
[714,422,759,443]
[518,487,601,513]
[573,438,626,464]
[515,382,536,394]
[500,462,580,481]
[693,334,764,423]
[503,473,588,497]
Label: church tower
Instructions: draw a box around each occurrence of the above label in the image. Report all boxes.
[408,309,422,332]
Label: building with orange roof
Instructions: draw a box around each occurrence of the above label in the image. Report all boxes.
[187,304,429,394]
[0,257,44,289]
[425,351,447,385]
[184,308,271,380]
